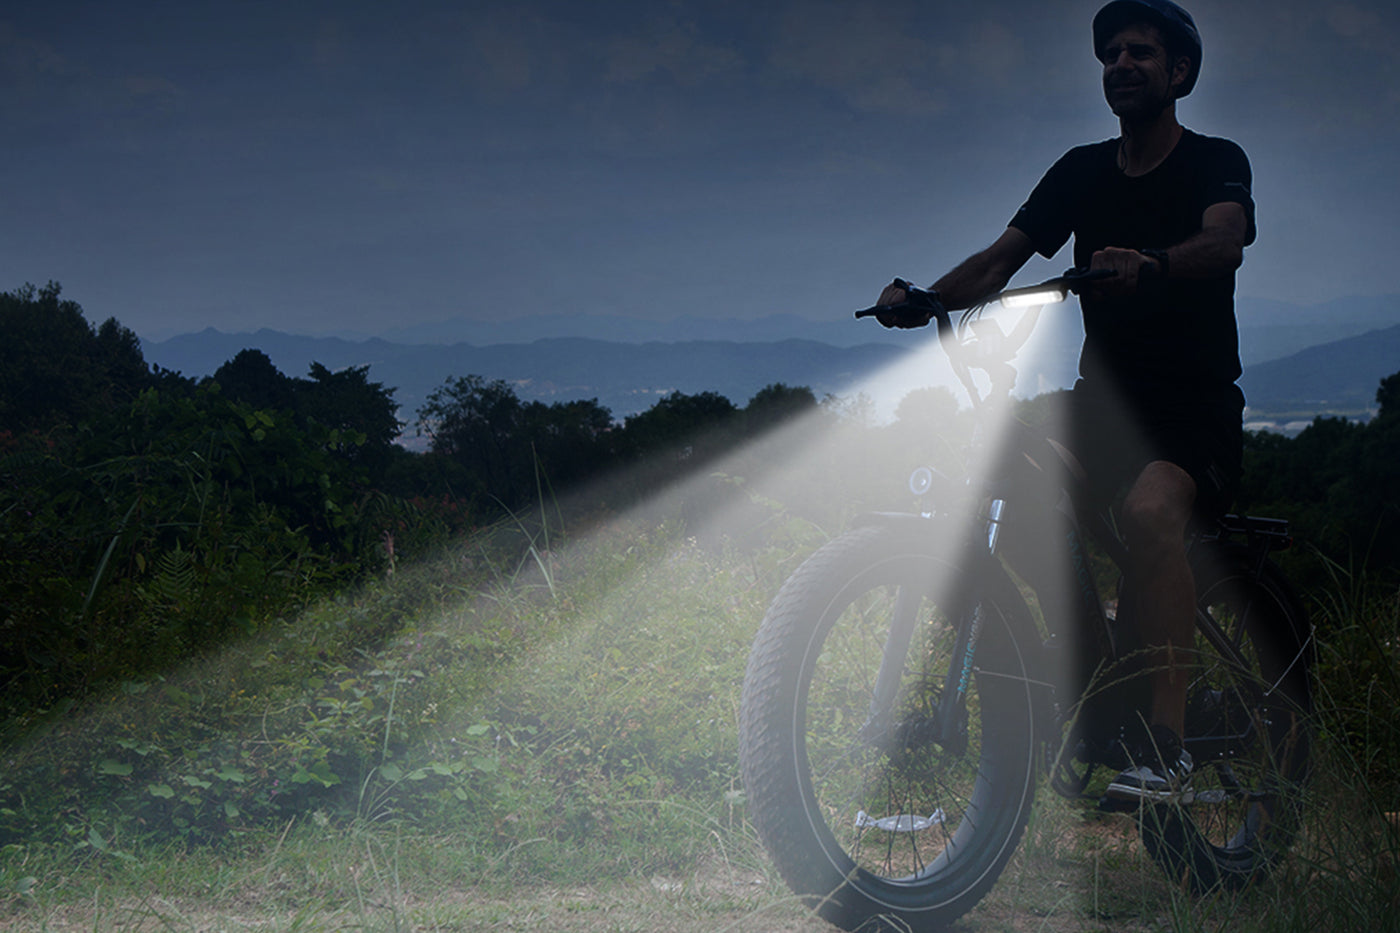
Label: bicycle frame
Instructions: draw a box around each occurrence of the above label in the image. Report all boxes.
[855,271,1302,778]
[852,421,1124,764]
[736,273,1315,930]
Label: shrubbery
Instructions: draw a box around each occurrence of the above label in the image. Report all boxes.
[0,383,431,720]
[3,279,1400,862]
[0,518,778,865]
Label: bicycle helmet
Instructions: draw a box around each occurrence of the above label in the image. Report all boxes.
[1093,0,1202,97]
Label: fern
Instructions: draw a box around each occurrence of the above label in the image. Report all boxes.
[136,543,200,611]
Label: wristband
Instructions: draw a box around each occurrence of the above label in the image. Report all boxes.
[1141,248,1170,278]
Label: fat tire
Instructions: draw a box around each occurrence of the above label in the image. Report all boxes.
[739,524,1040,932]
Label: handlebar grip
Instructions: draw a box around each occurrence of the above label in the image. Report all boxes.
[856,280,949,331]
[855,304,934,327]
[1060,267,1115,293]
[855,277,945,328]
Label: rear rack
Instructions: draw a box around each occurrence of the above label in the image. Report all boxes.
[1210,513,1293,551]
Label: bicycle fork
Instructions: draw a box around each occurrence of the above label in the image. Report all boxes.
[859,501,1006,761]
[930,499,1007,758]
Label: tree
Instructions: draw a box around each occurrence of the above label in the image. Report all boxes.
[0,380,386,712]
[0,282,151,433]
[1356,370,1400,570]
[1376,371,1400,421]
[415,376,620,514]
[299,362,402,468]
[210,354,402,481]
[744,383,818,434]
[1236,372,1400,585]
[895,386,960,432]
[417,376,528,508]
[211,349,297,412]
[521,397,614,491]
[620,390,738,462]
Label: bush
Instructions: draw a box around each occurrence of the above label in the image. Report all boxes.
[0,384,448,722]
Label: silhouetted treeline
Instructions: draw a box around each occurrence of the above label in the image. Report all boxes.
[2,282,1398,724]
[1234,370,1400,587]
[0,282,152,433]
[0,284,834,716]
[1,285,431,719]
[411,375,826,518]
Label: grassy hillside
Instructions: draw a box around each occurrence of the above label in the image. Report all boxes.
[3,487,1400,932]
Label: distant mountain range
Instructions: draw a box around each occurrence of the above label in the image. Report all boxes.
[345,293,1398,365]
[1235,293,1399,366]
[143,294,1399,426]
[1239,323,1400,418]
[146,330,921,420]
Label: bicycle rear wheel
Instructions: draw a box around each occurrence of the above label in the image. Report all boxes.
[739,523,1041,932]
[1139,549,1312,890]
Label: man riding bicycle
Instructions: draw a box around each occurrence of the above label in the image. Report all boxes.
[876,0,1253,802]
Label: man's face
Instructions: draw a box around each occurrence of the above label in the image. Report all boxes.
[1099,24,1186,121]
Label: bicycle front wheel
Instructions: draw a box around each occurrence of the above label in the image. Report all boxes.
[739,523,1041,933]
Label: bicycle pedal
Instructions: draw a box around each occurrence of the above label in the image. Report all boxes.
[1096,788,1196,811]
[1096,795,1137,814]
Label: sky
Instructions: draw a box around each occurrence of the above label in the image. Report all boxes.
[3,0,1398,341]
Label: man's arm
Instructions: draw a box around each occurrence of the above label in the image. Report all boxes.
[1155,201,1249,277]
[1087,201,1249,296]
[876,227,1037,327]
[933,227,1040,309]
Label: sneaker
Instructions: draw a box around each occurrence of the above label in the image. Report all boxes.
[1104,724,1193,802]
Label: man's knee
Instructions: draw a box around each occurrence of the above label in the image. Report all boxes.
[1121,462,1196,549]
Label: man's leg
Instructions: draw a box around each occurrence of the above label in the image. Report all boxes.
[1119,460,1197,737]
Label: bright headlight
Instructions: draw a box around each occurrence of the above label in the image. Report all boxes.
[999,285,1068,309]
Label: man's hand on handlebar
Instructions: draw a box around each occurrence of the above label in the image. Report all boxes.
[866,278,939,329]
[876,280,907,307]
[875,281,921,329]
[1084,247,1162,299]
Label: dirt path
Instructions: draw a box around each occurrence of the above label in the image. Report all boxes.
[3,828,1185,933]
[2,808,1262,933]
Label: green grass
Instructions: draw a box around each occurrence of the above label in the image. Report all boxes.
[2,505,1398,932]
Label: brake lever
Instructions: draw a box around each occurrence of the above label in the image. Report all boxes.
[855,279,951,334]
[855,277,917,319]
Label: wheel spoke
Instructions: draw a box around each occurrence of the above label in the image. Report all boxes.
[740,526,1040,928]
[807,580,1005,878]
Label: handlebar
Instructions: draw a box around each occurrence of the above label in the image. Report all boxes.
[854,267,1116,408]
[854,268,1114,324]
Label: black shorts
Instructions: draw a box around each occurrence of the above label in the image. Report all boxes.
[1063,380,1244,520]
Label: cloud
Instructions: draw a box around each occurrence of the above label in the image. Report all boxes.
[410,6,579,100]
[0,20,76,119]
[945,19,1026,88]
[119,74,184,109]
[603,17,744,87]
[1323,2,1400,105]
[468,15,542,93]
[449,5,747,104]
[764,1,1055,118]
[0,19,193,153]
[310,17,351,73]
[768,0,951,116]
[0,20,68,80]
[1324,1,1396,49]
[1198,0,1399,135]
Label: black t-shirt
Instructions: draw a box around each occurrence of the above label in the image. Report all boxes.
[1009,129,1255,406]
